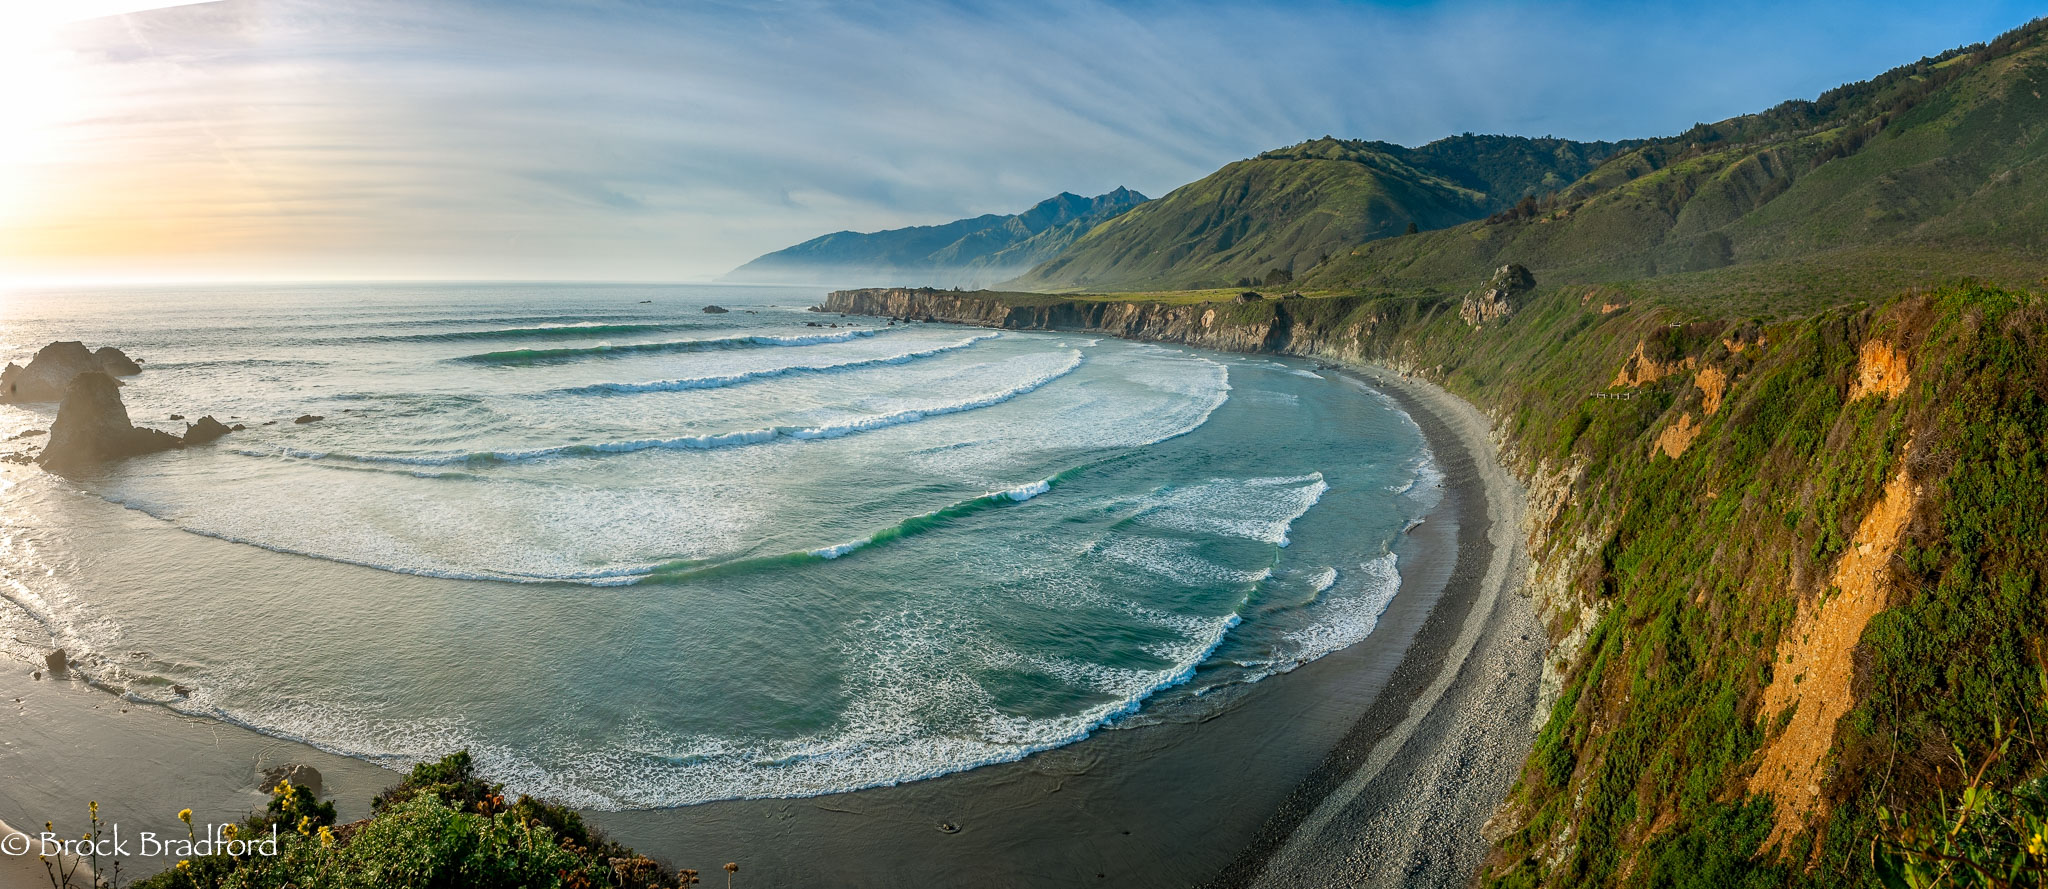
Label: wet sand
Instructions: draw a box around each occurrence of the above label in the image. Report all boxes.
[0,362,1538,887]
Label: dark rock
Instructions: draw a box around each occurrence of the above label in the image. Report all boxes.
[260,764,324,798]
[44,649,66,672]
[182,416,233,446]
[171,684,191,696]
[805,321,821,327]
[3,342,96,403]
[92,347,141,376]
[701,305,730,314]
[294,414,324,424]
[0,342,146,403]
[36,373,183,475]
[230,424,246,431]
[169,414,185,421]
[1460,263,1535,328]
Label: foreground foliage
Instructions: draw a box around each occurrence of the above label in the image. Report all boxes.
[135,752,692,889]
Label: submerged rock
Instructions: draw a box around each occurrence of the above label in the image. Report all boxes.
[0,342,143,403]
[44,649,67,672]
[294,414,324,424]
[183,415,234,446]
[702,305,730,314]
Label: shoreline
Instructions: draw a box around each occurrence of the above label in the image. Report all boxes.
[0,345,1538,887]
[1218,364,1541,887]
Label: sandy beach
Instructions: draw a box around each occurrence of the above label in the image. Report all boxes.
[0,360,1539,888]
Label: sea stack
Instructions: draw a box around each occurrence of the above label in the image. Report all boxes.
[36,372,183,475]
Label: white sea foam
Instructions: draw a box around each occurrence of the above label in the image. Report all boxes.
[1134,472,1329,546]
[1307,566,1339,595]
[260,351,1084,467]
[559,333,998,395]
[1276,552,1401,667]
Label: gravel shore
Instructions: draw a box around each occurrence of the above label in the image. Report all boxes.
[1206,364,1544,889]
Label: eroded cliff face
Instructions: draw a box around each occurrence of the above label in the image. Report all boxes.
[820,288,1418,368]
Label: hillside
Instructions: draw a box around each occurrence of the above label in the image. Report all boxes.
[814,22,2048,889]
[1005,135,1631,292]
[1299,20,2048,311]
[723,187,1147,288]
[821,272,2045,889]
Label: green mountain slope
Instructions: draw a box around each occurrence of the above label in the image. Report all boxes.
[1300,21,2048,305]
[723,188,1148,288]
[1006,136,1631,292]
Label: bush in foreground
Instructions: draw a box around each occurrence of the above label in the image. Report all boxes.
[135,751,693,889]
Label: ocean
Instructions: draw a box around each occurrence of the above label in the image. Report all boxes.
[0,282,1437,809]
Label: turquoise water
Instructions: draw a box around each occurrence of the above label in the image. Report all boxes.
[0,283,1436,809]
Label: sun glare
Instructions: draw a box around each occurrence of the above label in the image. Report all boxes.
[0,1,224,288]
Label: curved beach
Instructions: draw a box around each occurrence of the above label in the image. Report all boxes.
[0,353,1537,887]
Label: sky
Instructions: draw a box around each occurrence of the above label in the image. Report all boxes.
[0,0,2039,284]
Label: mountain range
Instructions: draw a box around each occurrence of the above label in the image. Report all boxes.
[723,187,1148,288]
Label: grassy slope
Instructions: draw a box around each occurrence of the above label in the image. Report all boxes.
[1008,136,1626,293]
[959,277,2045,888]
[949,24,2048,887]
[1299,24,2048,315]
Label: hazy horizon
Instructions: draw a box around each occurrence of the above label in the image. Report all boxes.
[2,0,2039,286]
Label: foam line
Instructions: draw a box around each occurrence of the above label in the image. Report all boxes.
[556,333,999,395]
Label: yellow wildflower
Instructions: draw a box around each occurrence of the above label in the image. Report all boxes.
[177,860,189,870]
[2030,830,2046,858]
[178,808,193,824]
[317,825,335,848]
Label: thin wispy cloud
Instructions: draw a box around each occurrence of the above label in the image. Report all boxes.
[1,0,2036,282]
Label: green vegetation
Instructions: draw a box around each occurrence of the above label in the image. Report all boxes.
[1007,135,1629,292]
[1298,20,2048,304]
[889,275,2044,889]
[133,752,695,889]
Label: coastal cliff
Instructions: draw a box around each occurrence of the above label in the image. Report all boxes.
[823,282,2048,889]
[822,287,1415,365]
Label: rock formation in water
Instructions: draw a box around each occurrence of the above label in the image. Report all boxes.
[183,415,234,446]
[702,304,730,313]
[1459,263,1534,328]
[36,372,184,474]
[1,341,143,403]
